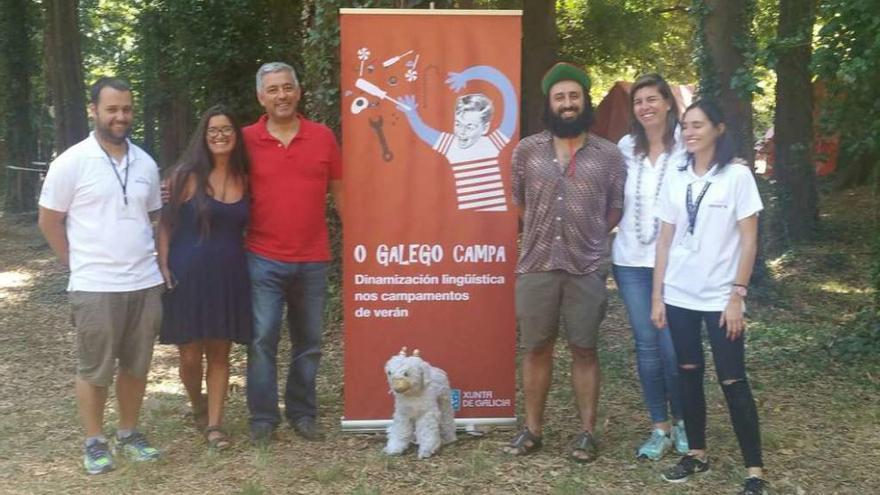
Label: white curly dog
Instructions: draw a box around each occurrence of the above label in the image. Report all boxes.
[383,348,457,458]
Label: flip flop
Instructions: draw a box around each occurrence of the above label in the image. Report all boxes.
[569,431,598,463]
[503,428,543,456]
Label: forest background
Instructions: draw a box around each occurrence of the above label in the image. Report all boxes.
[2,0,874,347]
[0,1,878,493]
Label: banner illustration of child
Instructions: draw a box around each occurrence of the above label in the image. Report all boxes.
[397,65,518,212]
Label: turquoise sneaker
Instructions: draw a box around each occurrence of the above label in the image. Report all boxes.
[115,431,160,461]
[636,428,673,460]
[673,420,689,455]
[83,440,114,475]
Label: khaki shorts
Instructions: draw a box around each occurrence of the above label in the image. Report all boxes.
[69,285,163,387]
[516,270,608,350]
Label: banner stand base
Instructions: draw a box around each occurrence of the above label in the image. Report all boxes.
[340,417,517,434]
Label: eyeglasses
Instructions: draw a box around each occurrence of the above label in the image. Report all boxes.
[207,126,235,138]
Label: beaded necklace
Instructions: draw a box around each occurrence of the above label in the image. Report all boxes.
[633,149,669,245]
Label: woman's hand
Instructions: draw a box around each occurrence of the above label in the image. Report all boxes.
[651,298,667,329]
[719,297,745,340]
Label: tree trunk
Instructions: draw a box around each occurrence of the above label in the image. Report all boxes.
[773,0,818,242]
[43,0,88,154]
[0,0,39,212]
[521,0,558,137]
[157,87,193,169]
[701,0,755,164]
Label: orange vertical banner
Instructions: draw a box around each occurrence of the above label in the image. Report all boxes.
[340,9,521,431]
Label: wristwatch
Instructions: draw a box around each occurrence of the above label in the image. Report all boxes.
[732,284,748,297]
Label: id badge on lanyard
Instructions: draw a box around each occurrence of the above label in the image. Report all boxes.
[103,148,137,221]
[682,180,711,252]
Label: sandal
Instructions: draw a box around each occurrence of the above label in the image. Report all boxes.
[205,426,231,450]
[502,428,543,456]
[569,430,598,464]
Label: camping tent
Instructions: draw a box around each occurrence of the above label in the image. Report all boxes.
[591,81,696,144]
[754,82,839,177]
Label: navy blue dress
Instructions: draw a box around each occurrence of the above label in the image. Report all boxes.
[160,196,252,345]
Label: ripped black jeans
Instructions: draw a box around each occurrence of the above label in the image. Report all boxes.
[665,304,763,468]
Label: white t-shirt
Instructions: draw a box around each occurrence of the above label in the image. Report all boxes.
[656,161,763,311]
[39,132,164,292]
[612,131,686,267]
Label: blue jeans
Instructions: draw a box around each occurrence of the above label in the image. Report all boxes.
[613,264,682,424]
[246,252,328,429]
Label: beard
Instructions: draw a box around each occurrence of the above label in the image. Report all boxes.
[95,120,131,145]
[543,99,594,138]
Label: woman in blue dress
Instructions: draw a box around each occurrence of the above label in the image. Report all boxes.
[158,105,252,450]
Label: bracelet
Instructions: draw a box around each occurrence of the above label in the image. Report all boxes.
[732,283,748,288]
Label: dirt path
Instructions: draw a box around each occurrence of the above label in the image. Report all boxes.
[0,187,877,494]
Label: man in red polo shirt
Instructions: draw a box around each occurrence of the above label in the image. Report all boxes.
[244,62,342,444]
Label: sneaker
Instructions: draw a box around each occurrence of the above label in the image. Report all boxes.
[115,431,160,461]
[83,440,114,475]
[636,428,673,460]
[250,423,275,447]
[661,454,710,483]
[740,476,768,495]
[673,420,690,455]
[291,417,324,441]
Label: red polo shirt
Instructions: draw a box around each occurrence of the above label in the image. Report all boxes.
[243,115,342,262]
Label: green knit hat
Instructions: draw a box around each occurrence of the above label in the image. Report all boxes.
[541,62,591,96]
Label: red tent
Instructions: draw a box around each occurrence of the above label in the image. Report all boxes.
[592,81,696,144]
[754,82,839,177]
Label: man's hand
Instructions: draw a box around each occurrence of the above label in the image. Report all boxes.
[396,95,418,114]
[160,265,176,290]
[445,71,470,92]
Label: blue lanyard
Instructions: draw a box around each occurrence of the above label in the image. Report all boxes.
[686,181,711,234]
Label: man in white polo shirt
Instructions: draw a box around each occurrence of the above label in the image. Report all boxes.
[38,77,163,475]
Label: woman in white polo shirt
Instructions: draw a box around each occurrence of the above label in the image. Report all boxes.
[612,73,688,460]
[651,100,766,495]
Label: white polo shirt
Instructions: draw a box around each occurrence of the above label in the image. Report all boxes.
[39,132,164,292]
[656,161,763,311]
[612,130,687,267]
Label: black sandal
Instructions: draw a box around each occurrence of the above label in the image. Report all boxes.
[503,428,543,456]
[205,426,231,450]
[569,431,598,463]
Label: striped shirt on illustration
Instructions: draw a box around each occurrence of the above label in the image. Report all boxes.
[432,129,510,212]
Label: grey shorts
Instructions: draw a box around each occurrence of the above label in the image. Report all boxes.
[69,284,163,387]
[515,270,608,350]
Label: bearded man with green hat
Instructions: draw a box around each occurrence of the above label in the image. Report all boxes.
[503,62,626,463]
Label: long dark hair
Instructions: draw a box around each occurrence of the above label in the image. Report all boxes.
[680,99,738,173]
[629,73,679,157]
[161,105,249,239]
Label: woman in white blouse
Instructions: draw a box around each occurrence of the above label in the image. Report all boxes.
[651,99,766,495]
[612,73,688,461]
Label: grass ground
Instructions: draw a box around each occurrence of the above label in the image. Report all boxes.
[0,185,877,494]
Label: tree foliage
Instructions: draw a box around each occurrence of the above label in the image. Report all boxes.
[558,0,694,91]
[813,0,880,187]
[813,0,880,321]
